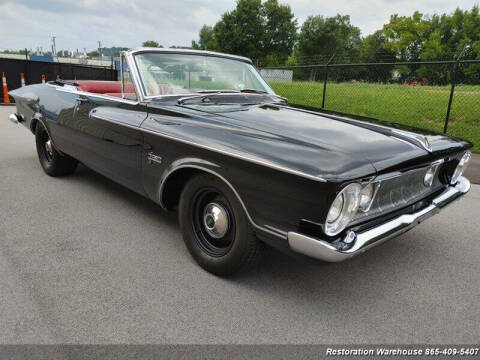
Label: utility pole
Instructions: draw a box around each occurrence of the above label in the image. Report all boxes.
[51,35,56,57]
[98,41,102,58]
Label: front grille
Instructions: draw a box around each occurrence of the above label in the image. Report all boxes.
[353,165,445,223]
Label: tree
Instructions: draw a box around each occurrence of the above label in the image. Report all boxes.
[142,40,162,48]
[192,25,217,50]
[297,15,361,60]
[261,0,297,64]
[297,14,361,80]
[419,6,480,84]
[56,49,71,57]
[87,50,99,58]
[192,0,297,64]
[170,45,193,49]
[360,31,395,62]
[112,47,129,57]
[382,11,431,62]
[214,0,264,61]
[359,30,396,82]
[381,6,480,84]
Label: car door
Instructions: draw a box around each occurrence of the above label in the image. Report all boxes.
[69,94,147,195]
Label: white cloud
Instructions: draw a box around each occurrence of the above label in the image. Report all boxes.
[1,0,478,51]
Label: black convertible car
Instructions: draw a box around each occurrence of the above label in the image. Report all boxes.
[9,48,471,275]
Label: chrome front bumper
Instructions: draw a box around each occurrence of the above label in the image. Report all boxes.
[288,176,471,262]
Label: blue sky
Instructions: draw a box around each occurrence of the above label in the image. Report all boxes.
[1,0,478,52]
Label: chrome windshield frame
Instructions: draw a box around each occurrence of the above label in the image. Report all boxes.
[122,48,276,102]
[121,50,145,102]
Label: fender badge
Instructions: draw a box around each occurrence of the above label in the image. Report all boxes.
[147,152,162,165]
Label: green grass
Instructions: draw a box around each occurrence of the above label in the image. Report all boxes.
[269,81,480,153]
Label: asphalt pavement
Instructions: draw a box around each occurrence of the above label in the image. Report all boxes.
[1,106,479,344]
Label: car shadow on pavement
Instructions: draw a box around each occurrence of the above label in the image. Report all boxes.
[73,163,179,226]
[71,162,430,306]
[231,227,431,306]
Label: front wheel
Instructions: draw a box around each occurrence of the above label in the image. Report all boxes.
[35,122,78,177]
[179,174,262,276]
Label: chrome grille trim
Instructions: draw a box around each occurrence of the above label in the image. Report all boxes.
[352,161,446,224]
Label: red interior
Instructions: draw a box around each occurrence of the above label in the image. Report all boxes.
[76,81,135,98]
[75,80,193,97]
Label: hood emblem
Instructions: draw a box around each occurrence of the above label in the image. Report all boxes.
[392,130,432,152]
[419,136,432,152]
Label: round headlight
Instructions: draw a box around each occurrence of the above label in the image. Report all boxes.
[327,192,344,223]
[451,151,471,184]
[424,164,438,187]
[325,183,361,236]
[359,183,375,212]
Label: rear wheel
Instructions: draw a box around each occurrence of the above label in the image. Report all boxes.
[179,173,262,276]
[35,122,78,177]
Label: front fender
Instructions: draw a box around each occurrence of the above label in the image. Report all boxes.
[158,156,221,207]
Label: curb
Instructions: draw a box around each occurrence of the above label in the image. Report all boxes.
[464,153,480,185]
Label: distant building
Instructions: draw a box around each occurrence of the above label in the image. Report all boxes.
[0,52,114,67]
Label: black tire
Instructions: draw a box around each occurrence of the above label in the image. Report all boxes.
[179,173,262,276]
[35,122,78,177]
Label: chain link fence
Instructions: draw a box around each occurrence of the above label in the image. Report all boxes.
[261,59,480,152]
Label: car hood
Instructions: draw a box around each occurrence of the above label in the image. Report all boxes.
[146,101,470,182]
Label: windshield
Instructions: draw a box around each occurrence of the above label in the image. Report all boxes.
[133,52,274,97]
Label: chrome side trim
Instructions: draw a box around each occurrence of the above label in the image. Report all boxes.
[288,176,470,262]
[158,164,288,240]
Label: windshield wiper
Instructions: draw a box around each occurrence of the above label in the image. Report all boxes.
[196,90,240,94]
[239,89,267,94]
[177,93,225,105]
[177,91,286,106]
[194,89,268,95]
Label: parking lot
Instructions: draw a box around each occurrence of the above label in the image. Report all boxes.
[1,105,479,344]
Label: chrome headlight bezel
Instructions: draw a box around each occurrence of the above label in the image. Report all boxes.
[358,183,378,212]
[424,163,439,187]
[325,183,362,236]
[451,151,471,185]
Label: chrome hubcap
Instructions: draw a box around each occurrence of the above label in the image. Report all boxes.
[203,202,230,239]
[45,140,53,158]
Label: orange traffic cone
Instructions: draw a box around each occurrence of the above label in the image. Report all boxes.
[2,72,10,104]
[41,74,46,84]
[20,73,26,87]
